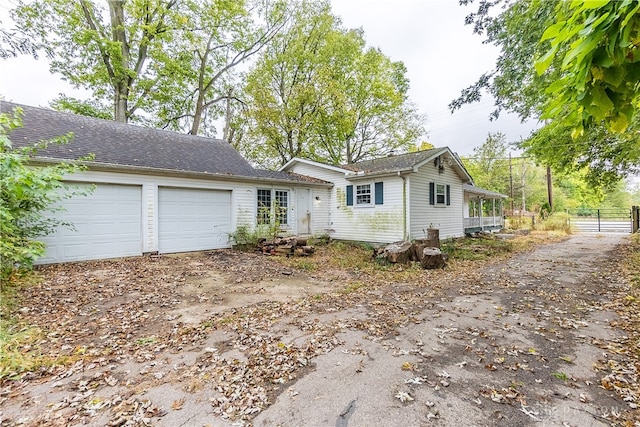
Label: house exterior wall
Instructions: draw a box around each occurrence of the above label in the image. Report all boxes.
[287,163,405,243]
[408,162,466,240]
[47,169,325,262]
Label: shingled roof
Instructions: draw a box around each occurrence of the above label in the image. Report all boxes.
[340,148,446,174]
[1,102,326,185]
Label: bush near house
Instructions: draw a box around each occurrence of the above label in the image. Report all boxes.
[0,108,91,284]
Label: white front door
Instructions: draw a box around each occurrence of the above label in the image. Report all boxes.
[296,189,312,235]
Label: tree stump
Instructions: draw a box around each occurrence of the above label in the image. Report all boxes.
[420,247,447,269]
[382,241,413,264]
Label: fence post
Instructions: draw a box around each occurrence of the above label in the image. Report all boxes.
[633,206,639,233]
[597,209,601,232]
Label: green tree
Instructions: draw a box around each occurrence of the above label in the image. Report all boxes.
[536,0,640,134]
[12,0,180,123]
[453,0,640,187]
[0,108,91,282]
[241,0,424,166]
[462,132,511,195]
[150,0,286,136]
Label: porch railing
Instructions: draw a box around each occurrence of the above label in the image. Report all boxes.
[464,216,504,230]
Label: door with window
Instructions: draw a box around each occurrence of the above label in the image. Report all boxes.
[296,188,312,234]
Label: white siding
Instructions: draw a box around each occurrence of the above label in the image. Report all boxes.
[408,163,465,240]
[281,164,333,236]
[288,163,405,243]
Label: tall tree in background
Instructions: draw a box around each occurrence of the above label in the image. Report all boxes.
[11,0,284,133]
[462,132,510,196]
[151,0,287,136]
[241,0,424,167]
[452,0,640,187]
[12,0,180,123]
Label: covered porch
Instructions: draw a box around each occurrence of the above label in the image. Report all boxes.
[463,184,507,234]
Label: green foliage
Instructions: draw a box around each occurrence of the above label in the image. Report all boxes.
[49,95,112,120]
[241,0,424,167]
[12,0,180,122]
[537,212,572,234]
[455,0,640,186]
[0,108,91,282]
[536,0,640,134]
[11,0,282,130]
[228,224,263,251]
[440,236,513,261]
[462,132,510,195]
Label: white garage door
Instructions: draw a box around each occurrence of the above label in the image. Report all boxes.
[158,187,231,253]
[39,183,142,263]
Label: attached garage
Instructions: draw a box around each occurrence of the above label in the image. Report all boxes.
[39,183,143,263]
[158,187,232,253]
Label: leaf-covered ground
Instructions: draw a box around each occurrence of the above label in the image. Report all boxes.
[0,232,638,426]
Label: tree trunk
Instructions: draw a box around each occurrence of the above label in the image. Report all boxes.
[420,247,447,269]
[382,241,413,264]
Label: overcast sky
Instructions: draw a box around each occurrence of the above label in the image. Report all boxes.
[0,0,540,156]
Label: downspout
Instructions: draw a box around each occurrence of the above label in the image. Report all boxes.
[398,171,408,240]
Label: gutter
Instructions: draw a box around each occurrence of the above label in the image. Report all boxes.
[345,168,414,181]
[29,157,334,188]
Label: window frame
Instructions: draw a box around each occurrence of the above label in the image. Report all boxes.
[436,184,446,205]
[256,188,290,227]
[355,183,372,206]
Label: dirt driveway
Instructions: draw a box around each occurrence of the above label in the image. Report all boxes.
[1,233,638,426]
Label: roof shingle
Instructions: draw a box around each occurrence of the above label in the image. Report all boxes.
[340,149,442,174]
[1,101,258,177]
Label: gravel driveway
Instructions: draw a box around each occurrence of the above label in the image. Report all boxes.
[1,233,637,426]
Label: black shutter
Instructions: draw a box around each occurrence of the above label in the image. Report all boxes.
[446,185,451,206]
[429,182,435,205]
[346,185,353,206]
[375,182,384,205]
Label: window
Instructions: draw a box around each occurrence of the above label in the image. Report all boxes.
[257,189,272,225]
[429,182,451,206]
[436,184,446,205]
[346,182,384,206]
[257,189,289,226]
[275,190,288,225]
[356,184,371,205]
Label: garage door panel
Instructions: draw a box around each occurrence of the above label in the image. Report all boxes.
[38,183,142,264]
[158,187,231,253]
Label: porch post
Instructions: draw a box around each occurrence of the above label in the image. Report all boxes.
[480,198,484,231]
[492,199,496,227]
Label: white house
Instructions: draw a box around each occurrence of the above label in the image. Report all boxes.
[3,102,505,264]
[280,148,506,243]
[2,102,331,263]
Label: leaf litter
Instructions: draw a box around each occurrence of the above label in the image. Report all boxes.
[0,233,639,426]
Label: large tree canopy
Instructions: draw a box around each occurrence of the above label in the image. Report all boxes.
[13,0,180,123]
[452,0,640,186]
[240,0,424,167]
[11,0,283,132]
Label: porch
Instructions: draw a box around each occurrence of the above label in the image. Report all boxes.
[463,184,507,234]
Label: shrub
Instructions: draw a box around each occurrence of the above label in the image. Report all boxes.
[1,108,91,284]
[538,212,572,233]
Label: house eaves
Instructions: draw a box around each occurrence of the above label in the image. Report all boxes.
[279,157,351,174]
[463,183,508,199]
[344,168,414,181]
[31,157,334,187]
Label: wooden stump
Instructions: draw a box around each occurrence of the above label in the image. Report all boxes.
[381,241,413,264]
[420,247,447,269]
